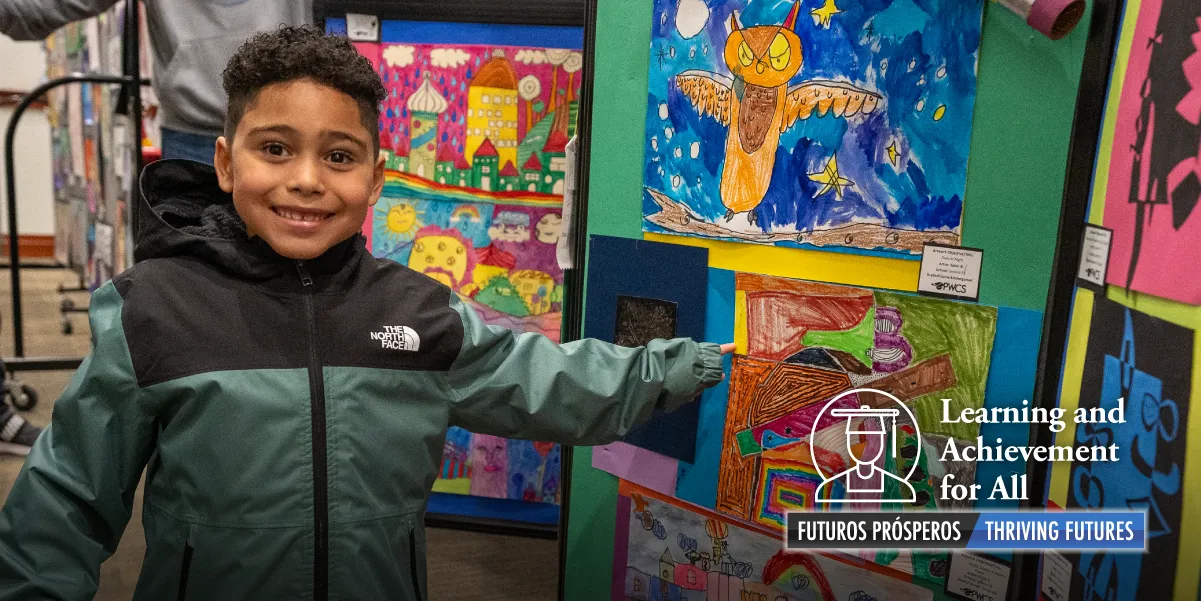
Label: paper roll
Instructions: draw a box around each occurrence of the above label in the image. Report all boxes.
[996,0,1086,40]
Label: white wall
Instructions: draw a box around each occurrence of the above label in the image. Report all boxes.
[0,36,55,236]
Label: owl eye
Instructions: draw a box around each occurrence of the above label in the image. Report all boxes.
[737,41,754,67]
[769,34,791,70]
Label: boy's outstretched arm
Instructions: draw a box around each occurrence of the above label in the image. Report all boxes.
[443,294,727,445]
[0,283,155,600]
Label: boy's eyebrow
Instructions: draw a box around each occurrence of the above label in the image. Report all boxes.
[245,124,301,137]
[244,124,369,150]
[323,130,370,150]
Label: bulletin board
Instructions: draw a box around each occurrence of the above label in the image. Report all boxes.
[325,13,584,530]
[1041,0,1201,598]
[562,0,1097,598]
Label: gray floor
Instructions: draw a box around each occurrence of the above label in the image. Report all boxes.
[0,265,559,600]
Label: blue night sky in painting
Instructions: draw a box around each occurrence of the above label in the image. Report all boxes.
[642,0,983,256]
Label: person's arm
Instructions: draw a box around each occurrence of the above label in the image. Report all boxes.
[0,0,120,41]
[0,282,155,600]
[443,294,724,445]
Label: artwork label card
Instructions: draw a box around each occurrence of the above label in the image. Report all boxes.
[1076,225,1113,290]
[945,553,1011,601]
[918,244,983,301]
[345,13,380,42]
[1040,551,1072,601]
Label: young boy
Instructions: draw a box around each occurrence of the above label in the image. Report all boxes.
[0,26,728,600]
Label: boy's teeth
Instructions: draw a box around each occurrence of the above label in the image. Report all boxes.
[277,208,327,222]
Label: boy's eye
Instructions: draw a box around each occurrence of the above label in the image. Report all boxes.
[329,151,354,164]
[264,143,287,156]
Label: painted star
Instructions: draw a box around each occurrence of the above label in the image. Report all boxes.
[654,45,671,70]
[809,153,855,199]
[631,494,649,514]
[886,141,900,166]
[810,0,843,29]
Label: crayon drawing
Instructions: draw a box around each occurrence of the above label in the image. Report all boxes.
[719,273,994,577]
[1065,298,1191,601]
[642,0,984,256]
[354,37,580,505]
[615,481,934,601]
[1103,0,1201,303]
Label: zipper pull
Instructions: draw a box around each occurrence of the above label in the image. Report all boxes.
[296,260,313,287]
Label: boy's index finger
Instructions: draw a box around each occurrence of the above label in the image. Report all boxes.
[719,343,736,355]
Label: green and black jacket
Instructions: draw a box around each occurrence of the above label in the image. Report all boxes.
[0,160,723,600]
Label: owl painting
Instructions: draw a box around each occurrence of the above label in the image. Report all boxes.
[643,0,983,255]
[676,3,881,225]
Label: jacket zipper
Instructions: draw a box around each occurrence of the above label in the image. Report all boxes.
[409,530,424,600]
[297,260,329,600]
[177,541,193,601]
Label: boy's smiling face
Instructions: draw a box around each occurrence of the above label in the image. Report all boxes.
[214,78,385,260]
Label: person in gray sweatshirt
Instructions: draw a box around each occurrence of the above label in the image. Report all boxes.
[0,0,312,164]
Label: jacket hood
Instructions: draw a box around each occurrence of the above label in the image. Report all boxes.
[134,159,363,281]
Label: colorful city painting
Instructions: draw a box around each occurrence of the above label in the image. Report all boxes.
[641,0,984,256]
[1063,297,1191,601]
[351,31,580,506]
[1102,0,1201,304]
[719,273,994,579]
[614,480,934,601]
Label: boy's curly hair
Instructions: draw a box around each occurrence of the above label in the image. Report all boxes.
[222,25,387,151]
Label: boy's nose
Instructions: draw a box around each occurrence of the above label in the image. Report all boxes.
[289,158,326,195]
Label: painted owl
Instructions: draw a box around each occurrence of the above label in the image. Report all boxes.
[676,2,882,225]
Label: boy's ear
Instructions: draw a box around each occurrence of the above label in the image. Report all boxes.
[214,136,234,193]
[369,152,386,207]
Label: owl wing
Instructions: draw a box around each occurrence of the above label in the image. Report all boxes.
[782,80,882,131]
[675,70,734,126]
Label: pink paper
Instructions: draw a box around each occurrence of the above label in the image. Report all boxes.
[591,442,678,495]
[1104,3,1201,304]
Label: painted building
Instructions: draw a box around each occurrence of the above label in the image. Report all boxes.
[626,567,688,601]
[673,564,707,593]
[466,49,519,168]
[434,144,459,185]
[453,154,472,188]
[626,567,652,601]
[660,549,676,581]
[472,138,500,191]
[499,161,520,191]
[382,148,409,173]
[406,72,448,180]
[705,571,746,601]
[539,105,571,193]
[522,153,543,192]
[626,557,765,601]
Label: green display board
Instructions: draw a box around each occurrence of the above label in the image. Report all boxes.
[564,0,1095,597]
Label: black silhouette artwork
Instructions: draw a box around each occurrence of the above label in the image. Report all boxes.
[1124,1,1201,290]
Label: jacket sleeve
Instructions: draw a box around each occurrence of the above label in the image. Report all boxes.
[443,293,724,445]
[0,282,155,600]
[0,0,120,41]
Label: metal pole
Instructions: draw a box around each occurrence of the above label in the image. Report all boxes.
[1014,0,1125,597]
[557,0,597,596]
[4,74,136,357]
[124,0,144,243]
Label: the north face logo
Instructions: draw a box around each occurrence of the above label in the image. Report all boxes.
[370,326,421,351]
